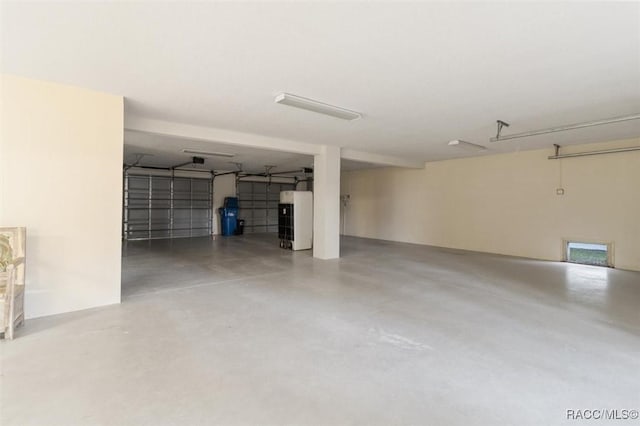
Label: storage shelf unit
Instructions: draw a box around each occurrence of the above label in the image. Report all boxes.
[123,174,213,240]
[237,181,296,233]
[279,191,313,251]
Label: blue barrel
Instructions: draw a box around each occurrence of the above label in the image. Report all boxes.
[224,197,239,209]
[219,207,238,236]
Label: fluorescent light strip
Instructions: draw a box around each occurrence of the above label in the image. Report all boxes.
[448,140,487,151]
[182,149,235,158]
[275,93,361,121]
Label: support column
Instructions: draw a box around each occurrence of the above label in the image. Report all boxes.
[313,145,341,259]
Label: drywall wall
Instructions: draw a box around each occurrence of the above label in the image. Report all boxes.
[341,138,640,271]
[212,173,237,235]
[314,145,341,259]
[0,75,123,318]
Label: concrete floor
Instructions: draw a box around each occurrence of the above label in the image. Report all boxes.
[2,234,639,425]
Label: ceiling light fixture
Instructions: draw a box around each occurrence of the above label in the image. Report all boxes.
[182,149,235,158]
[275,93,362,121]
[448,140,487,151]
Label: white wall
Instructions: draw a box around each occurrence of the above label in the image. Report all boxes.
[342,138,640,271]
[0,75,123,318]
[212,173,237,235]
[313,145,341,259]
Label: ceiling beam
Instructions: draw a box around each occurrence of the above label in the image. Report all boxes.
[341,148,425,169]
[125,116,425,169]
[125,116,322,155]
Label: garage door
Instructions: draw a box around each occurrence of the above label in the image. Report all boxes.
[237,181,296,233]
[123,174,213,240]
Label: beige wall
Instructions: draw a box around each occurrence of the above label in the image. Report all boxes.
[1,75,124,318]
[341,138,640,271]
[213,173,237,235]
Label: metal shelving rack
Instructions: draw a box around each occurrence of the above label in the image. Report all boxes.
[123,174,213,240]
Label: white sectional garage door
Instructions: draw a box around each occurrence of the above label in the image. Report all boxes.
[237,181,295,233]
[123,174,213,240]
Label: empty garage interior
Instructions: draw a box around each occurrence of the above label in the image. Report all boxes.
[1,2,639,425]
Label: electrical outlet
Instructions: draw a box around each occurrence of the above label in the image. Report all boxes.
[556,188,565,195]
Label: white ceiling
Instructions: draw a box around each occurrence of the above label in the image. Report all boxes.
[124,130,380,173]
[2,2,639,162]
[124,130,313,173]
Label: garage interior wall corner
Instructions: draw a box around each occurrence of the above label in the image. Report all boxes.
[212,174,237,235]
[0,74,124,318]
[341,138,640,271]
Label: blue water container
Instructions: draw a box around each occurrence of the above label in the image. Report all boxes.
[219,207,238,236]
